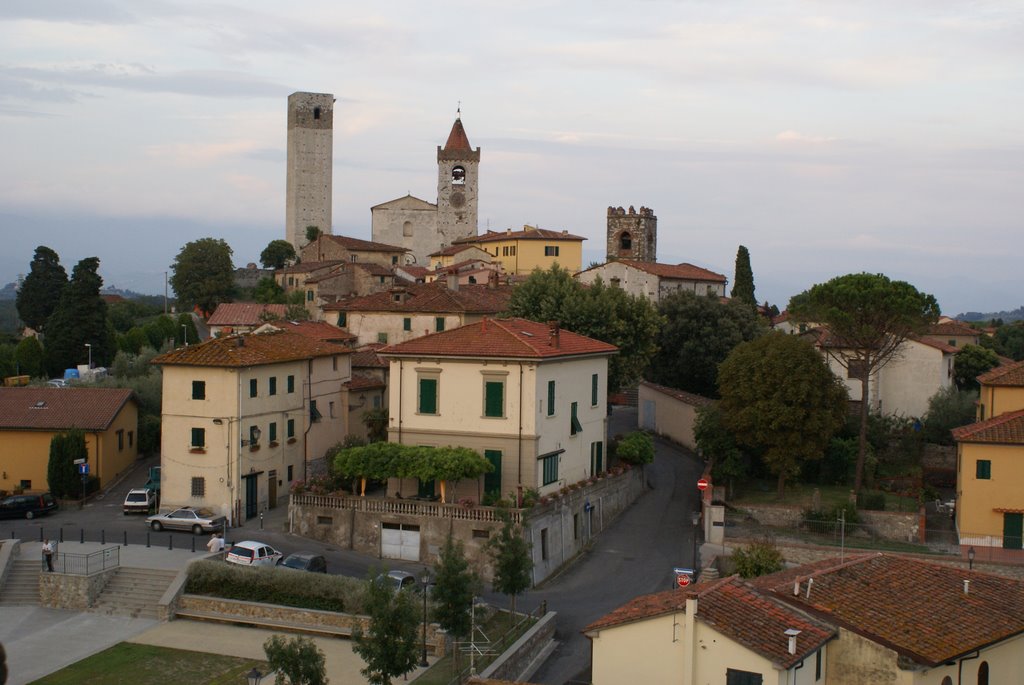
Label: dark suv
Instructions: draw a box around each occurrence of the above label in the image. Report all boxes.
[0,492,58,519]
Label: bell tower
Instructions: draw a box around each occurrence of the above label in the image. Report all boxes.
[607,205,657,262]
[436,114,480,247]
[286,92,334,250]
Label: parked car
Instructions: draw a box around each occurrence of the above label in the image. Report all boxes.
[226,540,283,567]
[0,492,58,520]
[123,488,156,514]
[278,552,327,573]
[377,569,420,593]
[145,507,226,534]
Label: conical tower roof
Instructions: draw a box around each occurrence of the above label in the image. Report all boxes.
[443,117,472,153]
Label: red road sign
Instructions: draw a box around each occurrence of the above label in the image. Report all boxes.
[696,478,709,491]
[677,573,691,588]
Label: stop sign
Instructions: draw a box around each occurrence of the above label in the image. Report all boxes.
[677,573,691,588]
[697,478,709,491]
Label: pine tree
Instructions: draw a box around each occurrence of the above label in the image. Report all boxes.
[352,572,420,685]
[16,246,68,332]
[486,511,533,624]
[43,257,116,377]
[731,245,756,306]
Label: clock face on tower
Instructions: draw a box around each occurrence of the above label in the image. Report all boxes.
[450,191,466,209]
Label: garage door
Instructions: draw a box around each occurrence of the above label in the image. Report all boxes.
[381,522,420,561]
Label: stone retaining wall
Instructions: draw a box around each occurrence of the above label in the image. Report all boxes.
[479,611,556,682]
[736,504,921,543]
[0,540,20,589]
[39,567,116,610]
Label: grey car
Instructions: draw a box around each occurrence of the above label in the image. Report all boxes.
[146,507,226,534]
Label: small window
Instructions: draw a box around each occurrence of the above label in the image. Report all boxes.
[306,290,314,301]
[373,394,382,408]
[403,220,413,237]
[977,460,991,479]
[192,380,206,400]
[332,356,338,371]
[287,465,293,481]
[350,255,357,262]
[117,429,124,451]
[287,375,295,393]
[191,477,205,497]
[310,400,322,422]
[435,317,445,332]
[573,513,580,540]
[249,425,260,444]
[338,312,347,327]
[484,381,504,418]
[977,661,989,685]
[419,377,438,415]
[392,255,399,265]
[287,418,295,438]
[191,428,205,449]
[726,669,763,685]
[472,529,490,539]
[547,380,556,417]
[269,422,277,443]
[619,232,632,250]
[128,431,134,448]
[249,378,257,398]
[949,339,957,347]
[570,401,582,435]
[269,377,277,396]
[542,453,558,485]
[329,400,335,418]
[378,332,388,344]
[313,106,321,120]
[544,246,560,257]
[815,650,822,681]
[541,528,549,560]
[403,317,412,331]
[591,373,598,406]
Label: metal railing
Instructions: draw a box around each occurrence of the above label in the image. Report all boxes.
[55,546,120,575]
[293,494,524,523]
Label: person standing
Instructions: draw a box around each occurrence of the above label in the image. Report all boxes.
[206,532,224,555]
[42,539,54,572]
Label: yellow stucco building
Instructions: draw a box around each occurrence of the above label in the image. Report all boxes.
[452,226,585,275]
[0,387,138,493]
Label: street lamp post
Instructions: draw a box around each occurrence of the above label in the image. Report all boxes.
[691,510,701,581]
[246,667,263,685]
[182,324,188,346]
[419,566,431,667]
[84,343,92,369]
[968,546,976,570]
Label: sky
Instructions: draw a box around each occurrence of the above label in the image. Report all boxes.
[1,0,1022,316]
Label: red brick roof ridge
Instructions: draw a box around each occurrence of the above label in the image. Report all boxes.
[977,358,1024,386]
[322,234,407,253]
[152,330,351,368]
[951,407,1024,443]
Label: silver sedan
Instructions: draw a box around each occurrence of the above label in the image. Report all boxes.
[146,507,226,534]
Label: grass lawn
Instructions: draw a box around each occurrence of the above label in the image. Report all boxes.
[29,643,269,685]
[414,609,537,685]
[731,480,918,512]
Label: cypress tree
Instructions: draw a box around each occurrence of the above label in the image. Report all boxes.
[731,245,756,306]
[43,257,116,377]
[16,246,68,332]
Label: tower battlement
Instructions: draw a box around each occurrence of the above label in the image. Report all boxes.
[607,205,657,262]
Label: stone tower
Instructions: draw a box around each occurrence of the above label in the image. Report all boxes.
[286,92,334,250]
[607,205,657,262]
[436,116,480,247]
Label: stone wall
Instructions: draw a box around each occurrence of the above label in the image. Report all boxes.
[0,540,20,588]
[736,503,921,543]
[606,206,657,262]
[479,612,557,682]
[39,567,116,610]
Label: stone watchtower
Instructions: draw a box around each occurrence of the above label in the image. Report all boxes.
[436,116,480,247]
[607,205,657,262]
[286,92,334,250]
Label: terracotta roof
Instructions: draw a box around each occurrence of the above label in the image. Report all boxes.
[379,318,618,360]
[584,576,834,670]
[977,358,1024,387]
[806,327,957,354]
[927,321,979,337]
[323,282,512,315]
[454,226,586,244]
[640,381,714,408]
[206,303,288,327]
[952,408,1024,444]
[353,262,395,277]
[760,553,1024,667]
[344,373,386,391]
[615,259,727,282]
[772,310,790,324]
[352,346,387,369]
[429,244,483,258]
[321,234,407,253]
[152,330,350,368]
[0,387,135,431]
[275,260,344,275]
[259,320,356,343]
[443,117,472,152]
[910,335,958,354]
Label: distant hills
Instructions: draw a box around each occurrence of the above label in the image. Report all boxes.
[956,306,1024,323]
[0,282,150,302]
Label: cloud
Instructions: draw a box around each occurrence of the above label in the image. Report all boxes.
[776,130,838,144]
[0,0,140,24]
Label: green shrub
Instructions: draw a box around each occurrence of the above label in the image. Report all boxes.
[185,560,366,613]
[616,431,655,465]
[856,490,887,511]
[732,538,784,579]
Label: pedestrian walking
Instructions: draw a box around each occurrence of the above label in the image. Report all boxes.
[42,539,54,572]
[206,532,224,555]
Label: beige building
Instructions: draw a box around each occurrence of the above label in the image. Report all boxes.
[922,320,981,349]
[589,554,1024,685]
[206,303,288,338]
[0,387,138,493]
[954,359,1024,557]
[453,226,586,275]
[637,381,713,451]
[299,234,407,267]
[343,346,389,443]
[576,260,727,304]
[427,244,493,270]
[323,280,512,347]
[380,318,617,501]
[152,330,351,524]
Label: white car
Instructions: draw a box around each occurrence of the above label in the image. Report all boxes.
[225,540,283,567]
[123,488,156,514]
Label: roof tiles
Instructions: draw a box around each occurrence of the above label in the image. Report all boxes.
[0,387,135,431]
[614,259,727,282]
[443,117,473,152]
[206,303,288,326]
[952,408,1024,444]
[454,226,585,244]
[977,358,1024,387]
[152,330,350,368]
[324,282,511,315]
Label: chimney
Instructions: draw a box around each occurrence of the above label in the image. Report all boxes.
[482,317,488,332]
[488,269,499,289]
[447,270,459,291]
[785,629,801,656]
[548,321,560,349]
[963,579,971,595]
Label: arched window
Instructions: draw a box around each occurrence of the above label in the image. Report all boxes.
[452,166,466,185]
[978,661,989,685]
[619,232,632,251]
[403,221,413,237]
[941,677,952,685]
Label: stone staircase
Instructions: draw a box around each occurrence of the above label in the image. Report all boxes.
[0,558,42,605]
[91,567,178,619]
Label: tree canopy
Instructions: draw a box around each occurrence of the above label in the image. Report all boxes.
[43,257,116,377]
[263,635,327,685]
[616,431,654,465]
[647,291,765,397]
[170,238,235,314]
[333,443,493,502]
[486,511,533,620]
[953,344,999,391]
[432,534,479,640]
[352,571,420,685]
[717,333,848,498]
[788,272,940,491]
[260,239,297,269]
[48,429,87,498]
[730,245,756,306]
[16,246,68,332]
[505,265,661,392]
[921,386,978,446]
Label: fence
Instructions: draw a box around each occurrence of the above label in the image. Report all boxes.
[56,546,120,575]
[292,493,523,524]
[3,523,215,554]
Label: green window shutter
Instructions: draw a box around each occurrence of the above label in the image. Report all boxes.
[191,427,205,448]
[269,377,277,396]
[338,312,347,327]
[571,401,582,435]
[287,375,295,393]
[310,400,321,422]
[484,450,502,494]
[591,374,598,406]
[192,381,205,400]
[419,378,438,414]
[542,454,558,485]
[547,380,556,416]
[977,460,992,479]
[269,422,277,442]
[403,317,411,331]
[436,317,445,332]
[592,441,604,474]
[287,419,295,438]
[485,381,504,417]
[249,378,257,398]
